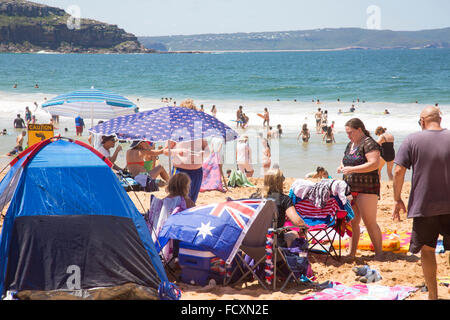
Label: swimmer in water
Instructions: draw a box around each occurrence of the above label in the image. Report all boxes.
[297,123,310,143]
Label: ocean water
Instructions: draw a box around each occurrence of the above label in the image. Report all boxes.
[0,49,449,180]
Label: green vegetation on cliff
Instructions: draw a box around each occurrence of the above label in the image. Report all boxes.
[0,0,151,53]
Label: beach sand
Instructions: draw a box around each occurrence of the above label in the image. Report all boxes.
[128,178,450,300]
[1,170,449,300]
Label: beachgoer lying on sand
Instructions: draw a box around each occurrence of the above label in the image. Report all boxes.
[7,130,26,156]
[305,166,329,180]
[126,140,169,184]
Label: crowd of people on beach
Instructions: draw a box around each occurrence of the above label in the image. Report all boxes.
[1,97,448,300]
[85,100,448,299]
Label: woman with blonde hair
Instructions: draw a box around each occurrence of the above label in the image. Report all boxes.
[180,99,197,110]
[264,168,306,247]
[374,126,395,181]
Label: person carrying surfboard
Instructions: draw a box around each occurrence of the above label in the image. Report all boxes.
[262,107,270,128]
[236,106,243,128]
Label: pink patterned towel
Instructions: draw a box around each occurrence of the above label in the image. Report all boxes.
[200,152,224,192]
[303,282,417,300]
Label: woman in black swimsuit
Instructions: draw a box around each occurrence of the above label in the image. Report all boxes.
[375,126,395,181]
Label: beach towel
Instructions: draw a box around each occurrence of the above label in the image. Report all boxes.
[303,179,334,208]
[303,282,417,300]
[200,152,225,192]
[288,190,354,238]
[227,169,255,188]
[291,179,352,208]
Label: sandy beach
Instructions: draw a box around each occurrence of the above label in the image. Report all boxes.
[0,166,449,300]
[127,177,450,300]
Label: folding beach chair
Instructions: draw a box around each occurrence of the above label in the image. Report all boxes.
[288,191,354,264]
[228,199,312,291]
[144,195,187,278]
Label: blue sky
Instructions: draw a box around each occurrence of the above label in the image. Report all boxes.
[33,0,450,36]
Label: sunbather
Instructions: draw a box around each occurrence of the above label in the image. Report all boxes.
[126,140,169,184]
[305,166,328,180]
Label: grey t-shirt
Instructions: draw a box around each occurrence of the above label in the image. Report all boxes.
[395,129,450,218]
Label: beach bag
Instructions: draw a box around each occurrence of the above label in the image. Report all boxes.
[135,173,159,192]
[280,237,314,280]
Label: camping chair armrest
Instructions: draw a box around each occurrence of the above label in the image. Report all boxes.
[270,225,308,234]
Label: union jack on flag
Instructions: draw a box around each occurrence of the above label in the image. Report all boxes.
[157,199,269,263]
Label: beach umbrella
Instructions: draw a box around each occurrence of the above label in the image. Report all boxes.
[89,106,239,173]
[41,87,137,127]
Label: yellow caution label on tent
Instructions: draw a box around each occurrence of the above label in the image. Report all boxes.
[28,124,54,147]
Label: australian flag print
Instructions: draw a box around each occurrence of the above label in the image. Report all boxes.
[157,199,267,264]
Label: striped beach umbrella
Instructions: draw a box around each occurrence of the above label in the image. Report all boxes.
[41,87,137,126]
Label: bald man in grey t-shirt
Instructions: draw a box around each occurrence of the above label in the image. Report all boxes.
[393,106,450,300]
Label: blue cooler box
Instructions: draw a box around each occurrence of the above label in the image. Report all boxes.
[178,242,225,286]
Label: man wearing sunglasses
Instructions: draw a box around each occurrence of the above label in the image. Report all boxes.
[393,106,450,300]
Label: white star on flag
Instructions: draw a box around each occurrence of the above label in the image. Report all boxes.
[196,221,215,239]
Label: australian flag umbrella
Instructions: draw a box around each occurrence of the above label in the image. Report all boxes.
[89,106,238,143]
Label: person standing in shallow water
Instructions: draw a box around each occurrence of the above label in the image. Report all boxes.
[297,123,310,143]
[375,126,395,181]
[337,118,383,260]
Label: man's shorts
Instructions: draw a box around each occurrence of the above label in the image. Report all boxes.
[409,214,450,254]
[76,126,83,135]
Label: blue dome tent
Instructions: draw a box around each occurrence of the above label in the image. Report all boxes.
[0,137,179,300]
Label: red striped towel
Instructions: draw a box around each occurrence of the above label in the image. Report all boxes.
[294,198,340,219]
